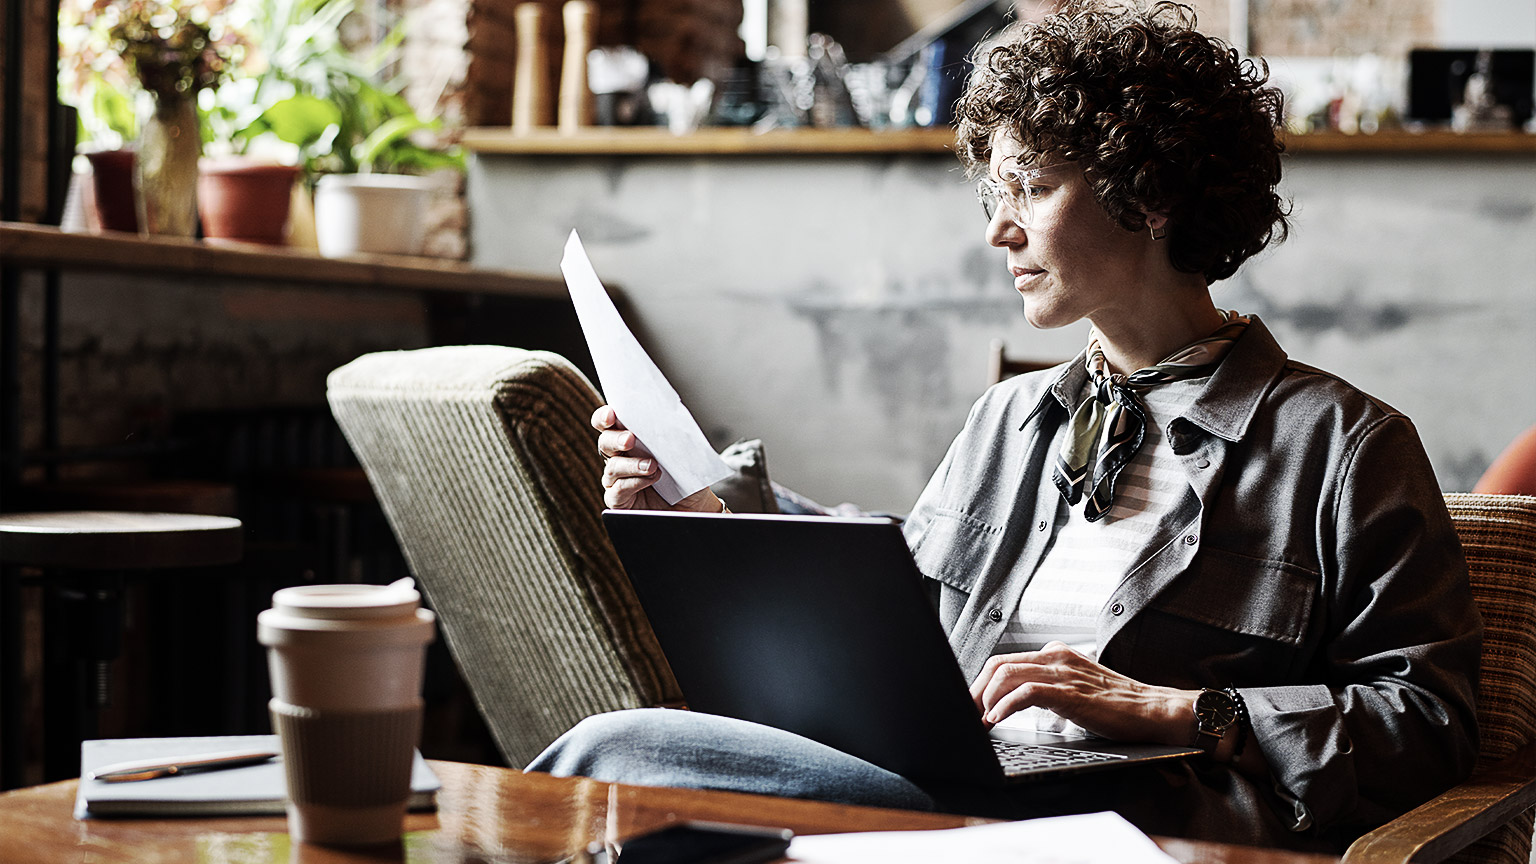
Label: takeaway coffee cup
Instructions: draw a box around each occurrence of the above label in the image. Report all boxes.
[257,578,436,845]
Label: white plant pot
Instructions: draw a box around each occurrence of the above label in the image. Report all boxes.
[313,174,434,258]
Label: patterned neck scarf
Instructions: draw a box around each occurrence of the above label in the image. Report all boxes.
[1052,312,1250,522]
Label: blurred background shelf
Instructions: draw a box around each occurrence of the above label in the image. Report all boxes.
[462,126,1536,156]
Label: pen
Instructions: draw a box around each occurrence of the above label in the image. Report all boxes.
[89,749,280,783]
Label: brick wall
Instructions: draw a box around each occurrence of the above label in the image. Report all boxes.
[400,0,743,256]
[1251,0,1435,57]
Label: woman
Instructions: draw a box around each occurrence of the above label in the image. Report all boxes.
[530,2,1480,852]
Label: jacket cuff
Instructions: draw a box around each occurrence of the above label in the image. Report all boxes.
[1242,684,1356,833]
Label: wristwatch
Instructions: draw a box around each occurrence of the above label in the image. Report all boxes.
[1193,687,1240,752]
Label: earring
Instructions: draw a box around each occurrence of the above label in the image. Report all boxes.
[1150,224,1167,240]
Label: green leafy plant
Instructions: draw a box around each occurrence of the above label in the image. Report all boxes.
[201,0,462,176]
[60,0,462,176]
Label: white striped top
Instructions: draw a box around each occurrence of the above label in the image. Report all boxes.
[990,376,1205,734]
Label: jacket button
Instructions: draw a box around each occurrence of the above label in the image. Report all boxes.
[1195,457,1211,469]
[1037,520,1047,532]
[1183,534,1198,545]
[1110,602,1124,615]
[987,607,1003,623]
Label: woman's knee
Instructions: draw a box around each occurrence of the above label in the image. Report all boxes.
[526,708,672,778]
[525,708,935,812]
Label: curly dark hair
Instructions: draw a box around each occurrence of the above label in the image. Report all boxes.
[954,2,1288,283]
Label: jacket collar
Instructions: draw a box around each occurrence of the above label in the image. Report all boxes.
[1179,315,1288,443]
[1018,315,1288,443]
[1020,349,1089,430]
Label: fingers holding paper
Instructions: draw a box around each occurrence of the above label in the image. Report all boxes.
[592,406,725,513]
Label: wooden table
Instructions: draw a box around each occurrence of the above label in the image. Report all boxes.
[0,760,1340,863]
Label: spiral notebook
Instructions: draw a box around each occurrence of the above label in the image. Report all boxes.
[74,735,440,819]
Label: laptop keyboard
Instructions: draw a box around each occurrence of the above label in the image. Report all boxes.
[991,739,1129,773]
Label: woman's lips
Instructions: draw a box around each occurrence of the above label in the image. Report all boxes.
[1012,267,1045,289]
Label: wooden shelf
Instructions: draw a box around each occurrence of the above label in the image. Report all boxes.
[463,125,1536,157]
[0,223,568,299]
[462,126,960,155]
[1285,128,1536,153]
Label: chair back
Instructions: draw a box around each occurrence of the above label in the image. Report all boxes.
[327,346,680,767]
[986,339,1062,388]
[1443,493,1536,864]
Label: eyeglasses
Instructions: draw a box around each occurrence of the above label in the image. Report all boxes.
[976,163,1070,228]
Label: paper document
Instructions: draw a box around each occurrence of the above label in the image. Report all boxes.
[560,231,732,504]
[787,811,1178,864]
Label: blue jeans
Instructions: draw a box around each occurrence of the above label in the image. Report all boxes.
[527,708,1330,852]
[525,708,938,811]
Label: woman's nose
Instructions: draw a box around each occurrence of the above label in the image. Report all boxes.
[985,207,1024,248]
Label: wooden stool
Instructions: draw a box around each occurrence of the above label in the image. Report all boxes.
[0,511,243,787]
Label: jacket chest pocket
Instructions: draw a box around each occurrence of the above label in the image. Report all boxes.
[909,508,1004,594]
[1129,547,1318,685]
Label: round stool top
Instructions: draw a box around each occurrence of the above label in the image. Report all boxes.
[0,511,243,570]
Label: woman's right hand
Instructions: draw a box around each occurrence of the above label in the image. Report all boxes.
[593,406,725,513]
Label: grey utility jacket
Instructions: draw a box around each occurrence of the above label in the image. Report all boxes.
[902,317,1481,850]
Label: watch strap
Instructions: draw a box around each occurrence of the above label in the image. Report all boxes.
[1225,686,1248,759]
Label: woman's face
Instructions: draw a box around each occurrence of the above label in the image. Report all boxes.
[984,131,1162,332]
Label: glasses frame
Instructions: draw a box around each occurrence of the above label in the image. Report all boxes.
[976,163,1071,228]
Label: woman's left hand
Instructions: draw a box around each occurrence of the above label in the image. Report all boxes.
[970,642,1195,746]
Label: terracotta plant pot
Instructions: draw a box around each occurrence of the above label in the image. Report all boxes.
[197,158,301,245]
[84,149,138,233]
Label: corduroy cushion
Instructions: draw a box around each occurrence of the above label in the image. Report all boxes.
[328,346,682,767]
[1442,493,1536,864]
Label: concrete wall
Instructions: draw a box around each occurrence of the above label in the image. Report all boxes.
[469,149,1536,513]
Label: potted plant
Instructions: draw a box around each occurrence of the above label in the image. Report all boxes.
[58,0,250,237]
[58,11,141,232]
[310,111,462,259]
[201,0,463,256]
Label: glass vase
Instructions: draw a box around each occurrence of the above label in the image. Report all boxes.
[134,94,202,237]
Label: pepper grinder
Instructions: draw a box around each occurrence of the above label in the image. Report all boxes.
[512,3,552,132]
[559,1,595,134]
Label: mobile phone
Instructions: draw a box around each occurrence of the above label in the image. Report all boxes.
[590,820,793,864]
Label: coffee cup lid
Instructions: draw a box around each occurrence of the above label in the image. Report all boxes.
[271,578,421,620]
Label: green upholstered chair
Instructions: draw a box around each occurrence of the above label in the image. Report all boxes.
[327,346,681,768]
[1344,493,1536,864]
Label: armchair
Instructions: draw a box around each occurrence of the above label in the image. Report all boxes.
[327,346,681,768]
[1343,493,1536,864]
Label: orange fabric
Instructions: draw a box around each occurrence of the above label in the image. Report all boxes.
[1475,426,1536,495]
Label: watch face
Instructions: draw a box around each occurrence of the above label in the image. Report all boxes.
[1195,689,1238,731]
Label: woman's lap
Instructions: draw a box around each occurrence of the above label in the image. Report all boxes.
[525,708,938,811]
[526,709,1328,851]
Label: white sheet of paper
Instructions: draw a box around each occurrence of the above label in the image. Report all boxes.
[786,811,1179,864]
[560,231,732,504]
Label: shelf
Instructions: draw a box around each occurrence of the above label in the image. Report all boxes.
[462,126,960,155]
[1284,129,1536,154]
[0,223,568,299]
[463,125,1536,157]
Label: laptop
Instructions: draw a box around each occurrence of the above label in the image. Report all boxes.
[602,510,1199,788]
